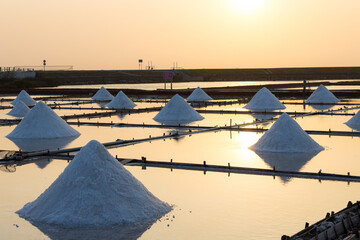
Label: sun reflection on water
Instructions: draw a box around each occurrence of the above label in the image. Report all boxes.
[233,132,262,161]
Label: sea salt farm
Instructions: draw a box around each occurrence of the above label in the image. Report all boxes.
[3,1,360,239]
[1,75,360,239]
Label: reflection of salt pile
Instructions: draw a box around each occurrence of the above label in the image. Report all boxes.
[187,87,213,102]
[254,151,319,183]
[250,113,324,152]
[244,87,285,111]
[92,87,114,101]
[11,90,36,106]
[107,91,136,109]
[154,94,204,124]
[306,84,339,104]
[10,136,78,152]
[96,102,108,108]
[345,110,360,131]
[7,100,30,117]
[31,221,154,240]
[35,158,53,169]
[17,140,171,227]
[117,113,127,120]
[251,113,277,121]
[7,101,80,139]
[309,104,335,111]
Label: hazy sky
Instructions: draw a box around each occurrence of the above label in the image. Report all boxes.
[1,0,360,70]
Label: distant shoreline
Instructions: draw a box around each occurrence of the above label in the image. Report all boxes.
[1,66,360,88]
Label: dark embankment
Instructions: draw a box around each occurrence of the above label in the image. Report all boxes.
[32,66,360,87]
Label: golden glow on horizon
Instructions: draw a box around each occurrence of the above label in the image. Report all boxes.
[1,0,360,69]
[229,0,265,13]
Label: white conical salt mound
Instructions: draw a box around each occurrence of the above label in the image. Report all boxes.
[7,101,80,139]
[250,113,324,153]
[305,84,339,104]
[17,140,171,227]
[244,87,285,111]
[11,90,36,106]
[154,94,204,124]
[345,110,360,130]
[92,87,114,101]
[7,100,30,118]
[107,91,136,109]
[187,87,213,102]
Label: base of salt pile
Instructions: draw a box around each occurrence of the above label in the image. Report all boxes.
[250,113,324,153]
[17,140,171,227]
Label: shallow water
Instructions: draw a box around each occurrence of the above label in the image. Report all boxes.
[42,79,359,91]
[1,95,360,239]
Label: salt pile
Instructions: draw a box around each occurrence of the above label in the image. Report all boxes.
[187,87,213,102]
[11,90,36,106]
[305,84,339,104]
[7,100,30,118]
[153,94,204,124]
[250,113,324,152]
[92,87,114,101]
[345,110,360,131]
[7,101,80,139]
[244,87,285,111]
[107,91,136,109]
[17,140,171,227]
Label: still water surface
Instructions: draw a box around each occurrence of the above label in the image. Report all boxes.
[0,97,360,239]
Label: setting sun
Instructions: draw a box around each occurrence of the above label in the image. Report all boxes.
[229,0,265,13]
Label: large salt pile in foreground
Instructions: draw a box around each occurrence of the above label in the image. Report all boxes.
[345,110,360,131]
[107,91,136,109]
[11,90,36,107]
[154,94,204,124]
[92,86,114,101]
[7,100,30,117]
[7,101,80,139]
[17,140,171,227]
[244,87,285,111]
[250,113,324,152]
[187,87,213,102]
[306,84,339,104]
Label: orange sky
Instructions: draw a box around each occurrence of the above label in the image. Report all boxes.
[1,0,360,70]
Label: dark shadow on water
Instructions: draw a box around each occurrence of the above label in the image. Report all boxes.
[309,104,335,111]
[9,136,79,152]
[254,150,321,183]
[30,220,155,240]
